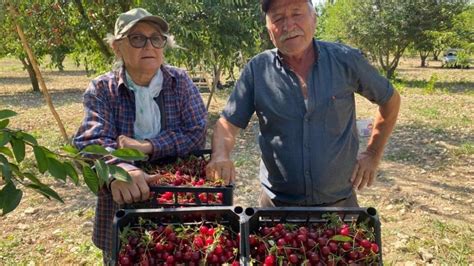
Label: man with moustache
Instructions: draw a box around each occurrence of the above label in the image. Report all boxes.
[206,0,400,207]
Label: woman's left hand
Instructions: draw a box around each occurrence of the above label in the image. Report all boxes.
[117,135,153,154]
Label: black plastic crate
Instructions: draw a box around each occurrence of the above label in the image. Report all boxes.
[123,185,233,208]
[241,207,382,265]
[111,206,245,265]
[123,149,233,208]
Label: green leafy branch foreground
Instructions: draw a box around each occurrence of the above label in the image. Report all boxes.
[0,109,146,216]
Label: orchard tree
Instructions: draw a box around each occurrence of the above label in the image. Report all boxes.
[351,0,467,78]
[316,0,353,44]
[68,0,138,74]
[451,4,474,51]
[430,31,459,60]
[145,0,263,109]
[0,2,77,91]
[318,0,469,78]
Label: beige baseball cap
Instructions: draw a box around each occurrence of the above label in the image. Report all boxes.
[114,8,169,39]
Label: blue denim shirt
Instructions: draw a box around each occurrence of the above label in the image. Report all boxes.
[222,40,394,205]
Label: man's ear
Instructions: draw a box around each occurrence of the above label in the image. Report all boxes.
[266,27,276,44]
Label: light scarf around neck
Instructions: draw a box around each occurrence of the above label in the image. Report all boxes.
[125,69,163,140]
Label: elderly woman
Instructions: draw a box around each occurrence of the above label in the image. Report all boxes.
[73,8,207,262]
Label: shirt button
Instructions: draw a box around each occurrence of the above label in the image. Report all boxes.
[304,143,310,149]
[305,170,310,176]
[305,118,310,122]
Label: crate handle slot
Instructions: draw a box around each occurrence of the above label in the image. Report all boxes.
[245,207,255,216]
[234,206,243,214]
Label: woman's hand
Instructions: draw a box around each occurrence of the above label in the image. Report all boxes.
[117,135,153,154]
[110,169,160,205]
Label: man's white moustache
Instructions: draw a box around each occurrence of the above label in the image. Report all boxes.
[280,30,303,41]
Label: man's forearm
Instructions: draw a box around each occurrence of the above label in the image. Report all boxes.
[367,91,401,158]
[211,117,240,159]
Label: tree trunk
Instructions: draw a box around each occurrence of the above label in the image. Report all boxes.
[419,50,430,67]
[420,56,428,67]
[433,50,441,61]
[7,4,69,143]
[72,0,112,60]
[19,56,40,92]
[206,65,221,110]
[385,68,394,79]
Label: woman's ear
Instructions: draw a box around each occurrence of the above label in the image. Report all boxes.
[111,40,122,58]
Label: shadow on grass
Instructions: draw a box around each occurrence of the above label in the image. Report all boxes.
[0,76,36,85]
[396,79,474,94]
[44,70,89,77]
[0,70,89,85]
[384,122,472,170]
[0,88,84,108]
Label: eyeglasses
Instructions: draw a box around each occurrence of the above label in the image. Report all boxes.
[126,34,167,49]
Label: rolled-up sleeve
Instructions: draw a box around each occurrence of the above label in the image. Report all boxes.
[351,50,394,105]
[222,63,256,129]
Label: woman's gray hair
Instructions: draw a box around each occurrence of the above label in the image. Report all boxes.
[104,32,179,70]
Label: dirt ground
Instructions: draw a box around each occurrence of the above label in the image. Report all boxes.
[0,57,473,265]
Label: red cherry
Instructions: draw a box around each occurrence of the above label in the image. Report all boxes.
[264,255,276,265]
[371,243,379,253]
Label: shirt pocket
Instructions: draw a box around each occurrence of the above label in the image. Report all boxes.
[325,92,355,135]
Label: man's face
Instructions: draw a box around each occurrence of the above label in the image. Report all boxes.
[265,0,316,57]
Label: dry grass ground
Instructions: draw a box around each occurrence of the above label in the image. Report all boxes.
[0,56,473,265]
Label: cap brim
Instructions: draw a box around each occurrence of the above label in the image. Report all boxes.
[117,16,169,38]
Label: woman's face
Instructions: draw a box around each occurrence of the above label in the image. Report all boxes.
[116,22,165,78]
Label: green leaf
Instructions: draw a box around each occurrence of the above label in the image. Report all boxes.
[26,184,64,203]
[63,161,79,185]
[0,110,17,120]
[0,180,23,216]
[0,147,13,158]
[18,132,38,146]
[331,235,353,242]
[109,164,132,183]
[33,146,48,174]
[94,160,109,186]
[82,165,99,195]
[81,145,109,155]
[0,154,11,181]
[23,172,42,185]
[10,137,25,163]
[0,131,11,146]
[47,158,67,181]
[111,148,147,161]
[0,119,9,129]
[61,145,79,155]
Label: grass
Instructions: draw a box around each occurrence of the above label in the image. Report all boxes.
[404,218,473,264]
[453,141,474,156]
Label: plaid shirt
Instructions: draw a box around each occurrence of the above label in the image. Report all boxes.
[73,65,207,254]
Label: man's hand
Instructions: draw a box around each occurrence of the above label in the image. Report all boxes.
[350,150,381,190]
[206,157,235,186]
[117,135,153,154]
[110,169,160,205]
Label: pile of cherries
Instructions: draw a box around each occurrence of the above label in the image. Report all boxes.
[145,156,226,205]
[248,214,380,265]
[118,221,240,266]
